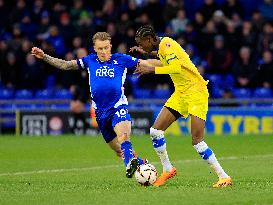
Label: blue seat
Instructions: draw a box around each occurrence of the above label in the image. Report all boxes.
[253,88,273,98]
[206,74,222,87]
[50,103,70,109]
[0,113,15,128]
[53,89,72,99]
[14,104,35,110]
[0,89,14,99]
[35,89,53,99]
[133,88,152,99]
[1,104,15,110]
[222,74,235,89]
[210,87,223,98]
[127,75,139,88]
[45,75,56,89]
[33,104,48,109]
[15,89,33,99]
[232,88,252,98]
[153,89,171,99]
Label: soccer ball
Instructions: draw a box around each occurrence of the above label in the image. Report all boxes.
[135,164,157,186]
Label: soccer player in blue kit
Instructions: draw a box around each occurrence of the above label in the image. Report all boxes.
[31,32,149,178]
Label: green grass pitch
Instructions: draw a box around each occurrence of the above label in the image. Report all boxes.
[0,134,272,205]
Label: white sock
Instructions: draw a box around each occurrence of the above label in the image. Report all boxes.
[193,141,229,179]
[150,128,173,172]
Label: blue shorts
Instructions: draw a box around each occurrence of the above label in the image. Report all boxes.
[96,105,131,143]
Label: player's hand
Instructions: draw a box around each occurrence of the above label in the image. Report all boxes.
[134,66,155,77]
[129,46,147,55]
[31,47,45,59]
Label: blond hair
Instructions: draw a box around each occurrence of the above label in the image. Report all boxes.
[92,32,111,44]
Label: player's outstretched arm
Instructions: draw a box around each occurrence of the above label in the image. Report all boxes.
[31,47,78,70]
[129,46,158,57]
[134,59,156,76]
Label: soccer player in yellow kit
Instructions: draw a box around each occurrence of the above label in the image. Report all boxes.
[131,25,232,188]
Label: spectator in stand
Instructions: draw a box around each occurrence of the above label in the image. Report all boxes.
[220,88,239,107]
[36,11,51,41]
[70,0,86,25]
[45,25,66,58]
[259,0,273,21]
[193,12,205,34]
[21,53,43,89]
[230,13,243,29]
[0,0,9,29]
[20,14,37,41]
[257,22,273,54]
[69,47,90,132]
[207,35,233,74]
[183,22,198,45]
[0,41,8,78]
[233,46,258,88]
[8,25,23,54]
[117,12,133,36]
[240,21,258,49]
[163,0,183,24]
[199,0,218,22]
[199,20,217,56]
[59,12,76,46]
[143,0,165,32]
[106,22,122,51]
[251,10,265,32]
[257,50,273,88]
[2,52,20,88]
[31,0,47,24]
[71,36,83,55]
[9,0,29,25]
[75,11,95,39]
[170,9,189,35]
[225,21,241,55]
[102,0,118,22]
[211,10,227,35]
[221,0,244,19]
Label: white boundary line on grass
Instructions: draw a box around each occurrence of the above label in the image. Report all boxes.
[0,154,272,177]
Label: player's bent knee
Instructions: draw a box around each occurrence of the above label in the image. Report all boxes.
[150,127,164,140]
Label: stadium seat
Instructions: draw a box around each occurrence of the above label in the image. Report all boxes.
[53,89,72,99]
[153,89,171,99]
[206,74,222,87]
[127,75,139,88]
[1,104,15,110]
[50,104,70,109]
[133,88,152,99]
[253,88,273,98]
[210,87,223,98]
[0,89,14,99]
[232,88,252,98]
[14,104,35,110]
[15,89,33,99]
[45,75,56,89]
[35,89,53,99]
[0,113,16,128]
[222,74,235,89]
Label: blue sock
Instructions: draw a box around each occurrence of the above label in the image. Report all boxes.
[137,157,144,165]
[120,141,134,167]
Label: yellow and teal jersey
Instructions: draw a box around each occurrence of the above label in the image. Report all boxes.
[155,37,208,94]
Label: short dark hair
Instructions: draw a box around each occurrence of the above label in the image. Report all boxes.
[92,32,111,44]
[135,25,156,39]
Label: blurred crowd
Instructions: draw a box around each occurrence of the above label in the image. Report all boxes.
[0,0,272,99]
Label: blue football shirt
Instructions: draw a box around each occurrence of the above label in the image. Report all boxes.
[76,53,139,115]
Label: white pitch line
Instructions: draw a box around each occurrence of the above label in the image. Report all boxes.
[0,154,272,177]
